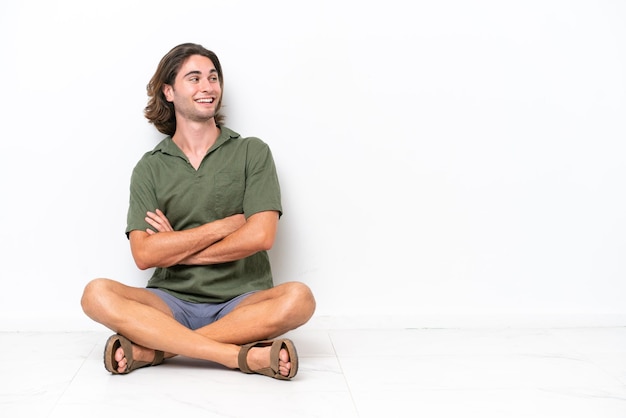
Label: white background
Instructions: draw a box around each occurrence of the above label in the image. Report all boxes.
[1,0,624,330]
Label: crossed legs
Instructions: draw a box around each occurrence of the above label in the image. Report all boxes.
[80,278,316,376]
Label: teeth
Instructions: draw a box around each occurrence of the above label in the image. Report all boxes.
[196,98,214,103]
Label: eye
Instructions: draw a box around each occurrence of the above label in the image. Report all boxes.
[210,76,219,82]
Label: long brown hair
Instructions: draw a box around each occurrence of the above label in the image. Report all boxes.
[144,43,225,135]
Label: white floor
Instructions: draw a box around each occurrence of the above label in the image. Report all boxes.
[1,326,626,418]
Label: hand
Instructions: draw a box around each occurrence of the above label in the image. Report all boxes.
[145,209,173,235]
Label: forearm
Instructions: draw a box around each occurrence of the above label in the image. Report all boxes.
[181,211,278,265]
[182,226,267,265]
[130,215,244,269]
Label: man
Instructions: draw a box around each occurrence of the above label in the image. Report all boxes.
[81,43,316,380]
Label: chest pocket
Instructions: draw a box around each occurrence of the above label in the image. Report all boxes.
[214,171,245,216]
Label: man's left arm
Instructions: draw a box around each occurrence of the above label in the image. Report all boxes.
[149,210,279,265]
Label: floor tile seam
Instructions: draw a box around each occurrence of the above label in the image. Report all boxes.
[45,338,102,418]
[328,331,362,417]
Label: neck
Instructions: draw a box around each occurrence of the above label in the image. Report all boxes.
[172,119,221,169]
[172,119,220,157]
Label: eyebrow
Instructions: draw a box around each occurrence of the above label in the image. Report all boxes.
[182,69,218,78]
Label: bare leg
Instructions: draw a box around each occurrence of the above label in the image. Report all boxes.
[196,281,316,344]
[195,281,316,376]
[81,278,315,376]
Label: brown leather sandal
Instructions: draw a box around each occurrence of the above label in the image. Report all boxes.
[238,339,299,380]
[103,334,164,374]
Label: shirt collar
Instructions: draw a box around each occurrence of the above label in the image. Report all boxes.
[150,126,241,157]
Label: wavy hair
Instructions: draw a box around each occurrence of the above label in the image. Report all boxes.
[144,43,225,135]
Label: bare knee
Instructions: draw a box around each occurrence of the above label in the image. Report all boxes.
[81,278,116,319]
[282,282,316,326]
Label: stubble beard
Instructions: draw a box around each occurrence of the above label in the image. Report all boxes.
[179,104,218,124]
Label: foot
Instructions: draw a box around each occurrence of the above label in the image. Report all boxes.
[114,343,157,373]
[246,345,292,377]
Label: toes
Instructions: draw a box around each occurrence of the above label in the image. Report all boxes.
[114,346,125,362]
[279,364,291,375]
[247,345,293,377]
[278,348,291,376]
[117,361,127,373]
[114,346,127,372]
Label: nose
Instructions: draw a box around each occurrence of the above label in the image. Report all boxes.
[199,77,214,92]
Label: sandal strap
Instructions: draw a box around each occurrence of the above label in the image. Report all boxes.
[237,342,257,374]
[237,339,298,380]
[104,334,165,374]
[152,350,165,366]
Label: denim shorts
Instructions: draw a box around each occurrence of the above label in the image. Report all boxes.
[147,288,258,330]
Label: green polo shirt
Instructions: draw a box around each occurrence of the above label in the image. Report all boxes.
[126,126,282,303]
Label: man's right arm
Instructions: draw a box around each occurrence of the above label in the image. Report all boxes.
[128,213,245,270]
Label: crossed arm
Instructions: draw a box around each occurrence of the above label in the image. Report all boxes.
[128,209,279,270]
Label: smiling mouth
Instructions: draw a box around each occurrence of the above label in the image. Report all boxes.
[195,98,215,103]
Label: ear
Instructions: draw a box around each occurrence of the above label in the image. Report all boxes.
[162,84,174,102]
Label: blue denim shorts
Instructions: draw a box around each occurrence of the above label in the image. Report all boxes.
[147,288,258,330]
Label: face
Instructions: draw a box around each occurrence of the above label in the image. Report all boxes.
[162,54,222,124]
